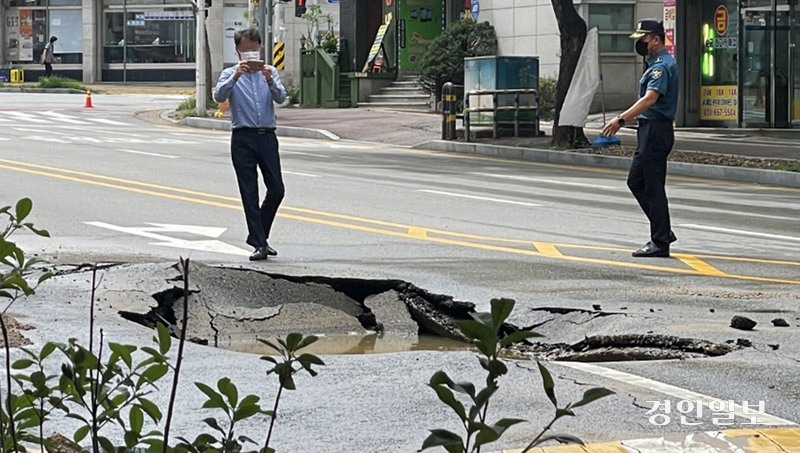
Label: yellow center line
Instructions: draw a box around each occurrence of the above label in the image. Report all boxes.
[2,158,800,286]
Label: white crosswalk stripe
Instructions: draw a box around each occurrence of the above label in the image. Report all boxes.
[0,111,130,126]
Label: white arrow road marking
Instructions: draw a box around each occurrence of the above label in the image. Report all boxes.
[116,149,179,159]
[469,172,618,190]
[557,361,795,426]
[85,222,250,256]
[3,112,51,123]
[142,223,227,238]
[417,189,541,207]
[680,224,800,243]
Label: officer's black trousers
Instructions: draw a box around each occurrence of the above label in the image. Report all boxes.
[231,128,285,249]
[627,119,674,248]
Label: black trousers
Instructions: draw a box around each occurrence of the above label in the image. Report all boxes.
[231,128,285,248]
[44,63,53,77]
[627,119,674,248]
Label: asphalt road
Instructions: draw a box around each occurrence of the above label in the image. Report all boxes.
[1,92,799,452]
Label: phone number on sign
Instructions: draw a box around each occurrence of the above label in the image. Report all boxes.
[702,108,737,118]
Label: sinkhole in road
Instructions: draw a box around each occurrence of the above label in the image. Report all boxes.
[118,263,737,361]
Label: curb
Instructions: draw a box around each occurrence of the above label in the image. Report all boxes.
[0,88,84,94]
[415,140,800,189]
[499,427,800,452]
[181,116,340,141]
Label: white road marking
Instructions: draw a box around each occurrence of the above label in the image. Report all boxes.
[283,170,320,178]
[282,150,330,158]
[557,361,795,426]
[116,148,179,159]
[86,118,130,126]
[41,111,90,124]
[13,127,72,135]
[417,189,541,207]
[142,223,227,238]
[3,112,51,124]
[469,172,618,190]
[0,137,9,141]
[85,221,250,256]
[679,224,800,243]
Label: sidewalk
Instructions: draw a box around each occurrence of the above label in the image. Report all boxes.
[499,427,800,452]
[181,107,800,188]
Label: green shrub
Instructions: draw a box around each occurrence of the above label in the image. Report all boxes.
[37,76,86,91]
[538,76,557,121]
[419,19,497,101]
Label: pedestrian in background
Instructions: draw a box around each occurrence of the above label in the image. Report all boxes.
[214,28,287,261]
[601,19,678,258]
[41,36,58,78]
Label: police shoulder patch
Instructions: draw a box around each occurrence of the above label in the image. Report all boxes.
[651,69,662,80]
[655,57,663,63]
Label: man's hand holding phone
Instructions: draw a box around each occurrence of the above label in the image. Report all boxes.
[261,66,274,84]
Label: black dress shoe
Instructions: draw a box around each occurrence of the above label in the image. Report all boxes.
[632,242,670,258]
[249,247,270,261]
[670,232,677,244]
[265,243,277,256]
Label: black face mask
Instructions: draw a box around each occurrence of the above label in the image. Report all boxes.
[636,40,649,57]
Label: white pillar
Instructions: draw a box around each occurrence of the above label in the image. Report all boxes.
[82,0,100,83]
[197,1,207,116]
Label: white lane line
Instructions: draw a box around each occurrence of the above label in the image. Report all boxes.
[283,170,320,178]
[679,224,800,243]
[281,150,330,158]
[87,118,129,126]
[469,172,618,190]
[557,361,795,426]
[2,112,51,124]
[115,148,179,159]
[0,137,9,141]
[13,127,72,135]
[417,189,541,207]
[41,111,90,124]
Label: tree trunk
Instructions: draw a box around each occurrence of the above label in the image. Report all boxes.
[550,0,591,148]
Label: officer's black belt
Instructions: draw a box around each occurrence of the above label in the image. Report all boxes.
[234,127,277,134]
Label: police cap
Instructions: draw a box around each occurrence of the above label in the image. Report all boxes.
[630,19,665,39]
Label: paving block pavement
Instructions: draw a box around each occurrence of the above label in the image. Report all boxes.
[500,428,800,452]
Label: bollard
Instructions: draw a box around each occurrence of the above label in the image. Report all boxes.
[441,82,457,140]
[464,95,471,142]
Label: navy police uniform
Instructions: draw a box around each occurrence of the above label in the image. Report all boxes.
[627,34,679,251]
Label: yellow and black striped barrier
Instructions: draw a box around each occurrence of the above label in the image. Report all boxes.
[441,82,457,140]
[273,42,285,70]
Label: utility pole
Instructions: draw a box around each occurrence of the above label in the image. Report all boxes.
[196,0,207,116]
[266,0,274,65]
[258,0,266,60]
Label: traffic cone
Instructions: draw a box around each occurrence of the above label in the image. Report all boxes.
[84,89,93,108]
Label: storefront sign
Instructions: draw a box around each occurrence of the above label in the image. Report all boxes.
[664,0,676,57]
[715,5,729,35]
[701,85,738,120]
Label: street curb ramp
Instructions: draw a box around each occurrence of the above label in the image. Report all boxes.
[181,117,340,141]
[415,140,800,189]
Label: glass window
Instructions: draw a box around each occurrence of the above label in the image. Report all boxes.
[588,4,635,53]
[103,10,196,63]
[49,9,83,62]
[7,0,47,7]
[4,9,50,63]
[50,0,82,6]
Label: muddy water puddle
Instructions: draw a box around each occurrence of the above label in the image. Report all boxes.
[229,333,474,356]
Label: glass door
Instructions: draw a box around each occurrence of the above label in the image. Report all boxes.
[741,0,792,127]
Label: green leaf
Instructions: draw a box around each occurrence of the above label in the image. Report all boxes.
[217,377,238,408]
[38,272,53,284]
[202,417,226,435]
[471,311,494,328]
[15,198,33,222]
[98,436,115,453]
[457,320,496,356]
[40,342,56,360]
[141,364,169,384]
[109,343,136,368]
[240,394,260,408]
[233,403,261,422]
[500,330,544,349]
[297,353,325,373]
[260,356,278,364]
[195,382,226,410]
[125,430,139,449]
[420,429,463,450]
[130,405,145,433]
[26,225,50,238]
[533,434,585,446]
[570,387,615,409]
[257,338,283,354]
[430,385,467,422]
[286,333,303,351]
[11,359,34,370]
[490,298,515,330]
[73,425,90,444]
[281,375,296,390]
[157,322,172,355]
[555,408,575,418]
[487,359,508,378]
[537,361,557,407]
[138,398,163,423]
[298,335,319,349]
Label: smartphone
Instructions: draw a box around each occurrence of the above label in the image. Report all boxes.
[246,60,265,72]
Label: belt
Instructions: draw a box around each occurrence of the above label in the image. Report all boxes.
[234,127,276,134]
[638,118,673,123]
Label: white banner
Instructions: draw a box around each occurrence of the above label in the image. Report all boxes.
[558,27,600,127]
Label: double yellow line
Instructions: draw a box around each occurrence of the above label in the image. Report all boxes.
[2,157,799,286]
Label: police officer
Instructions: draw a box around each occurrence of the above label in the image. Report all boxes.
[602,19,678,258]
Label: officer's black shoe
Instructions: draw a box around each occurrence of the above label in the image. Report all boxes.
[670,232,677,244]
[632,242,670,258]
[249,247,270,261]
[265,243,277,256]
